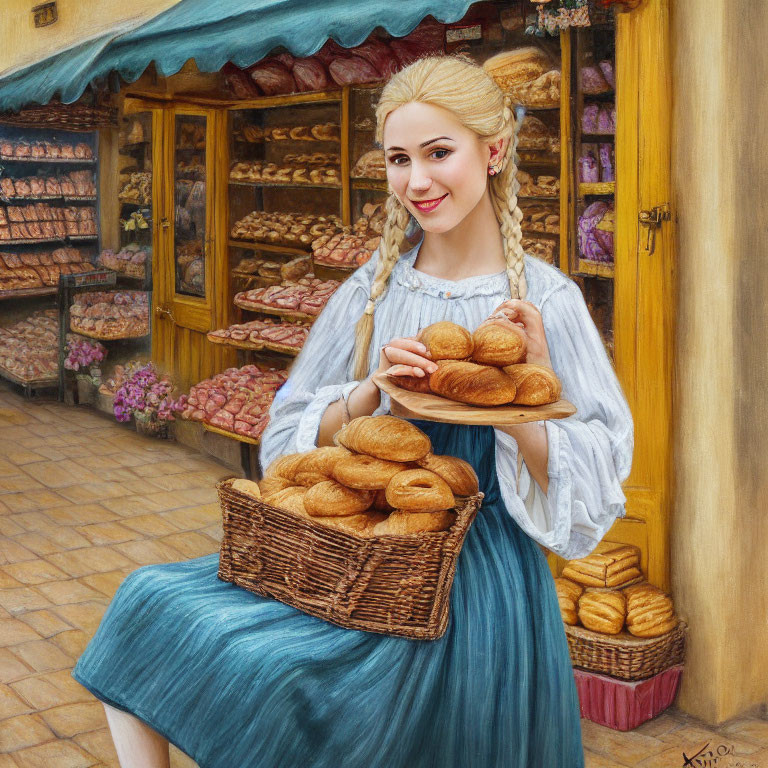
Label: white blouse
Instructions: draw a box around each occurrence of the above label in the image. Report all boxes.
[260,243,634,560]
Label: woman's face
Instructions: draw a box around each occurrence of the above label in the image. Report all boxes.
[383,101,497,234]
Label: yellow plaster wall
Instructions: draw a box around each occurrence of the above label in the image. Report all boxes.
[672,0,768,724]
[0,0,181,77]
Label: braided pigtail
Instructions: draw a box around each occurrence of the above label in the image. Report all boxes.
[489,98,528,300]
[352,193,410,380]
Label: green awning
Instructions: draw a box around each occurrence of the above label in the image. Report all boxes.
[0,0,481,112]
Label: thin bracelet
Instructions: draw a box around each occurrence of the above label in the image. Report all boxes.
[340,388,352,426]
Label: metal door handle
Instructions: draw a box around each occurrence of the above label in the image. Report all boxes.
[155,305,176,324]
[638,203,671,256]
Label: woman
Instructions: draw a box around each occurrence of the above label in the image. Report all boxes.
[73,56,632,768]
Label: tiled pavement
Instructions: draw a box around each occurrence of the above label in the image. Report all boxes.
[0,383,767,767]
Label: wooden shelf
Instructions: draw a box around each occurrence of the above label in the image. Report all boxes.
[0,156,95,164]
[0,366,56,388]
[0,285,57,301]
[228,240,310,256]
[581,133,615,142]
[207,333,301,356]
[576,259,614,279]
[518,195,560,202]
[203,422,262,445]
[228,180,341,190]
[233,295,317,323]
[351,178,387,191]
[1,195,96,203]
[579,182,615,196]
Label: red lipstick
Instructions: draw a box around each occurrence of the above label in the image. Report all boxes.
[410,194,448,213]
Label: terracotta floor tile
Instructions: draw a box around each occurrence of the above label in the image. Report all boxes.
[38,701,106,739]
[112,538,184,566]
[160,504,222,531]
[1,490,69,515]
[584,747,631,767]
[101,495,166,517]
[0,460,20,479]
[116,514,181,537]
[74,456,122,472]
[159,531,217,559]
[33,580,104,606]
[0,539,37,565]
[659,724,762,756]
[1,559,69,585]
[129,460,190,478]
[6,512,57,534]
[73,729,118,766]
[0,647,34,683]
[0,618,41,647]
[32,447,71,462]
[46,547,134,578]
[39,527,91,551]
[0,518,25,537]
[580,719,669,766]
[11,670,92,709]
[200,523,224,544]
[78,571,129,599]
[49,602,108,635]
[43,505,118,527]
[0,476,44,494]
[11,639,74,673]
[0,713,55,752]
[109,452,149,468]
[5,451,46,466]
[9,533,58,558]
[73,522,142,546]
[17,609,74,637]
[0,683,34,719]
[148,472,203,492]
[720,718,768,748]
[117,478,163,495]
[50,630,90,659]
[11,739,98,768]
[0,427,35,444]
[88,468,138,484]
[24,460,101,489]
[0,587,52,614]
[0,755,19,768]
[0,570,23,589]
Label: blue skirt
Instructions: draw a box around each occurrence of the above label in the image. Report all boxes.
[73,421,584,768]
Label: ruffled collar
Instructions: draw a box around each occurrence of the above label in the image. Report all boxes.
[393,242,511,299]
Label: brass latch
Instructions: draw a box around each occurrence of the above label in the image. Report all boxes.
[638,203,671,256]
[155,305,176,324]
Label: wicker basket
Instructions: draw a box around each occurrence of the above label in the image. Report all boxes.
[217,478,483,640]
[565,620,687,681]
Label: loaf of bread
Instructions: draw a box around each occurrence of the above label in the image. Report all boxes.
[310,511,388,536]
[429,360,518,406]
[484,47,552,91]
[471,318,527,367]
[372,509,456,535]
[292,446,352,486]
[303,480,373,517]
[624,584,677,638]
[388,372,434,394]
[259,475,295,497]
[418,321,473,361]
[230,478,262,499]
[332,454,407,490]
[385,469,455,512]
[334,415,431,462]
[561,544,643,589]
[502,364,562,406]
[263,486,309,516]
[578,590,626,635]
[264,452,306,480]
[416,454,479,496]
[554,577,583,625]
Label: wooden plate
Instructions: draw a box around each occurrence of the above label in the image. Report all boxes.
[372,373,576,426]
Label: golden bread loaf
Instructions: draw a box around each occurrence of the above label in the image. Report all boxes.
[578,589,626,635]
[416,453,479,496]
[258,475,295,497]
[483,47,552,91]
[334,415,431,462]
[372,488,394,512]
[332,454,407,490]
[292,446,352,486]
[303,480,374,517]
[263,486,309,516]
[471,319,527,367]
[561,544,643,588]
[418,321,474,360]
[388,372,434,394]
[311,511,389,536]
[264,452,305,480]
[230,478,262,499]
[624,584,677,638]
[372,509,456,535]
[502,363,562,406]
[429,360,518,406]
[554,577,583,626]
[385,469,455,512]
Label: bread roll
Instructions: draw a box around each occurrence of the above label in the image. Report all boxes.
[418,321,473,361]
[578,590,626,635]
[303,480,374,517]
[388,372,433,394]
[334,415,431,462]
[385,469,455,512]
[554,577,583,626]
[264,452,305,480]
[429,360,517,406]
[312,511,388,536]
[263,486,308,516]
[416,454,479,496]
[293,446,352,486]
[373,509,456,535]
[624,584,677,638]
[471,319,527,367]
[230,478,262,499]
[502,363,562,406]
[259,475,295,497]
[561,545,642,589]
[372,488,394,512]
[332,454,407,490]
[484,47,552,90]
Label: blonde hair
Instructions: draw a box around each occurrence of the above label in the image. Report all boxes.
[352,55,527,380]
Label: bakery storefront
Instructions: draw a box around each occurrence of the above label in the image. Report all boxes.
[0,0,688,726]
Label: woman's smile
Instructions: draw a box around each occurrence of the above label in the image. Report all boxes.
[410,193,448,213]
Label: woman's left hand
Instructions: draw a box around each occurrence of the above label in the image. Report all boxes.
[489,299,553,368]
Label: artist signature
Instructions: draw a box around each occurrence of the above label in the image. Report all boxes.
[681,742,762,768]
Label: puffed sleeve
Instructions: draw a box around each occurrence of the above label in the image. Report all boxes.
[494,280,634,559]
[259,255,382,470]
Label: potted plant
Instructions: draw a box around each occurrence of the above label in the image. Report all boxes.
[64,338,107,406]
[113,363,177,438]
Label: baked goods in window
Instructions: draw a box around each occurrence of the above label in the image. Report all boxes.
[502,364,562,406]
[352,149,386,179]
[522,237,557,265]
[484,47,552,91]
[508,70,561,108]
[578,590,627,635]
[517,115,555,151]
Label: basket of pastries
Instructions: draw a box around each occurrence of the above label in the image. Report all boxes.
[217,415,484,640]
[373,318,575,425]
[554,544,686,681]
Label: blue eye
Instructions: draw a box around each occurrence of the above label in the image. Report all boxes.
[431,149,450,160]
[388,155,409,166]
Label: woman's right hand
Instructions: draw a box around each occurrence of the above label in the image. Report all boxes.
[373,336,438,382]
